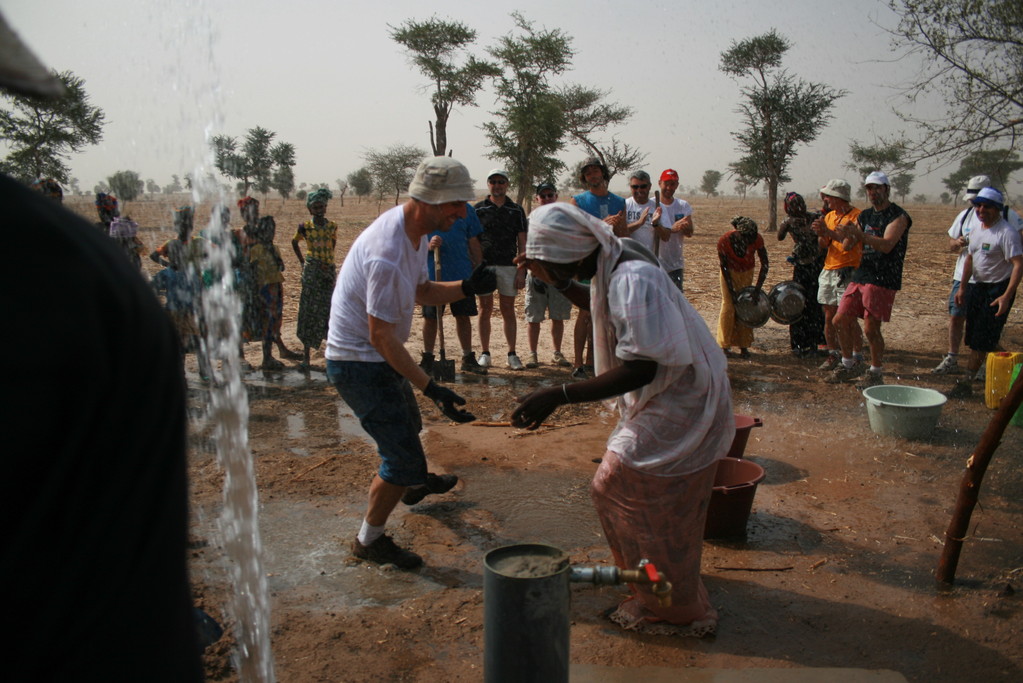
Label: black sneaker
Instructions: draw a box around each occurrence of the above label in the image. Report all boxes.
[401,473,458,505]
[351,534,423,569]
[460,353,487,375]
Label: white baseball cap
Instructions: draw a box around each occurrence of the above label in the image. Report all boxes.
[864,171,890,186]
[964,175,992,201]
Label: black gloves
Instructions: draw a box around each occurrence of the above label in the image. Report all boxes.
[461,263,498,298]
[423,380,475,423]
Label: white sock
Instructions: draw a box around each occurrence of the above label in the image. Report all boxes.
[842,357,856,368]
[358,520,385,546]
[870,366,882,373]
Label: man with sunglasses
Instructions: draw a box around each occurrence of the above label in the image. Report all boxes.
[624,170,660,244]
[475,169,528,370]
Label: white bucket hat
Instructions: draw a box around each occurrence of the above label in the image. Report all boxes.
[820,179,851,202]
[407,157,475,205]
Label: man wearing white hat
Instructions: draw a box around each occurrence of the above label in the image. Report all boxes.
[828,171,912,388]
[326,157,497,568]
[932,175,1023,376]
[947,186,1023,398]
[811,179,863,371]
[475,168,528,370]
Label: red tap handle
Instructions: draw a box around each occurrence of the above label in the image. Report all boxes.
[642,562,659,582]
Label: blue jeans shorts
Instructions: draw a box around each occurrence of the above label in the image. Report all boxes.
[326,360,427,487]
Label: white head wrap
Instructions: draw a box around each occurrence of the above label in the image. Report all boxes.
[526,203,624,384]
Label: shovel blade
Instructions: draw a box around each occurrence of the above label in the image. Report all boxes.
[432,353,456,382]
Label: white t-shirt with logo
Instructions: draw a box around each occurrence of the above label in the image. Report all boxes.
[967,217,1023,284]
[653,197,692,272]
[949,205,1023,281]
[625,197,657,251]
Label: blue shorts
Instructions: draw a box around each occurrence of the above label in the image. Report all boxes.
[947,280,965,317]
[326,360,427,487]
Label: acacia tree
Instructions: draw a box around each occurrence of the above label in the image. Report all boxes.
[107,170,143,202]
[483,12,574,205]
[364,144,425,205]
[727,158,765,200]
[335,179,348,206]
[891,173,915,202]
[558,84,643,182]
[0,70,104,183]
[347,167,373,202]
[720,30,845,231]
[211,126,296,197]
[700,170,723,198]
[942,149,1023,202]
[390,17,500,157]
[846,140,915,196]
[886,0,1023,162]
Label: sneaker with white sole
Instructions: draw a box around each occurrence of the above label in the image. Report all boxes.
[478,352,491,369]
[508,353,524,370]
[824,361,865,384]
[571,366,588,380]
[931,354,959,375]
[818,353,840,371]
[525,351,539,368]
[552,351,571,367]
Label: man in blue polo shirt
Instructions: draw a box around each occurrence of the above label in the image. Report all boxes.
[420,203,488,375]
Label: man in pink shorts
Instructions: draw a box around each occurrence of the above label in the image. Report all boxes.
[827,172,911,388]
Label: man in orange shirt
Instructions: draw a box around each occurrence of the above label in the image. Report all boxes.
[811,179,863,371]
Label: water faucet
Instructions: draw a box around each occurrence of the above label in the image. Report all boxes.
[569,559,673,606]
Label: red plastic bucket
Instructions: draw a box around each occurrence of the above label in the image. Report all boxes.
[727,414,763,459]
[703,458,766,539]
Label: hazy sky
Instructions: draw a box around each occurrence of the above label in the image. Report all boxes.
[4,0,970,199]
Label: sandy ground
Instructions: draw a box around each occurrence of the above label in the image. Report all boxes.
[67,194,1023,681]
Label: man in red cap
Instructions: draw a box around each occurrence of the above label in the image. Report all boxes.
[654,169,695,291]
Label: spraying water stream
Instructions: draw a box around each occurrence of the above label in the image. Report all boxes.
[156,4,276,678]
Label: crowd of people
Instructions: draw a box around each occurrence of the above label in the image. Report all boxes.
[27,155,1023,644]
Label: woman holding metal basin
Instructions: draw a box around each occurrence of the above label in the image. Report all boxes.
[716,216,770,358]
[511,203,734,638]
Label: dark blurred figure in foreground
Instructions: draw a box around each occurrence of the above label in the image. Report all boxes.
[0,11,203,680]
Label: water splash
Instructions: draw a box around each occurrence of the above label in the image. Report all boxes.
[159,3,275,678]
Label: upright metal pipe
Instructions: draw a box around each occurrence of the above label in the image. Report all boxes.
[483,544,570,683]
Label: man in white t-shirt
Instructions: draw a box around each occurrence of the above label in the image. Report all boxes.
[947,187,1023,398]
[325,157,497,569]
[932,175,1023,376]
[624,170,660,247]
[654,169,694,291]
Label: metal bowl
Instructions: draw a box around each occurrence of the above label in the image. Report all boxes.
[768,280,807,325]
[734,286,771,328]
